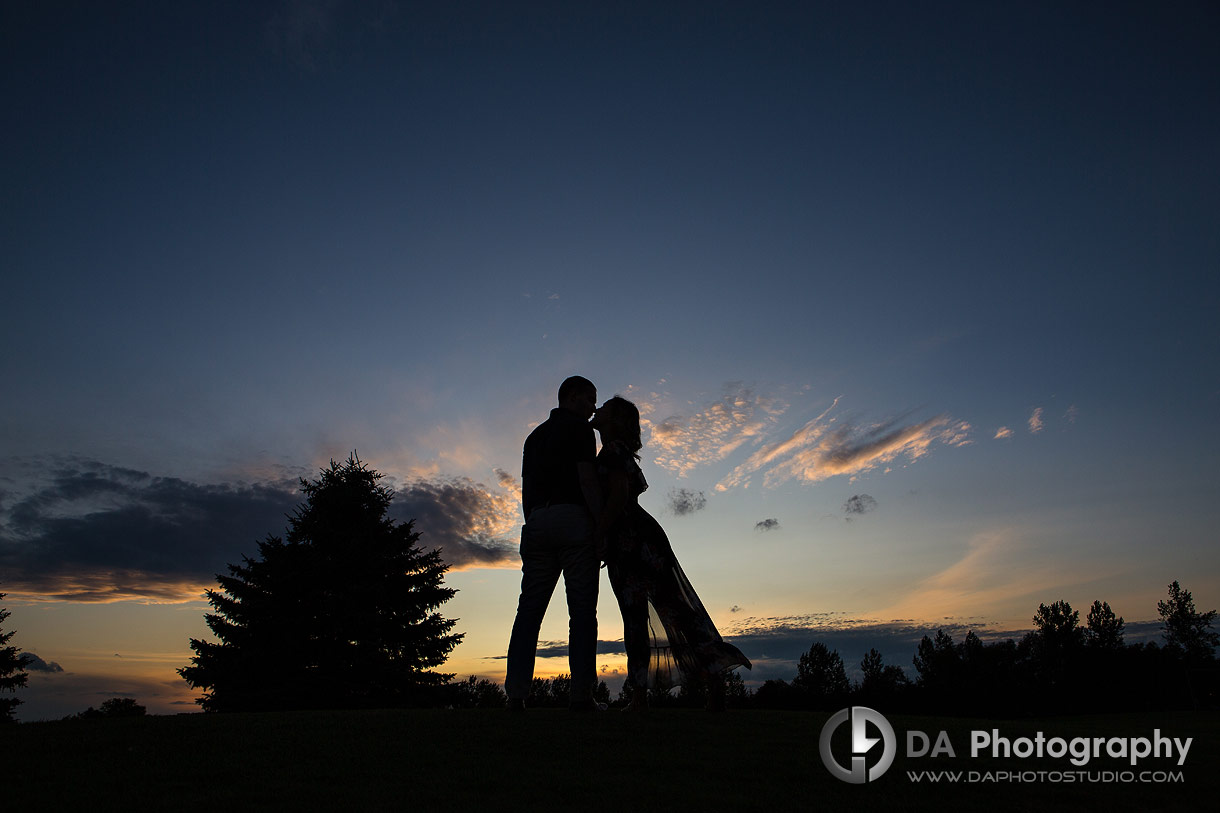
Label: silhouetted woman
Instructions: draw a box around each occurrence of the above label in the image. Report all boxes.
[591,396,750,711]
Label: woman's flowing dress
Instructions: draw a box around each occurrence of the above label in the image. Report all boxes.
[599,441,751,690]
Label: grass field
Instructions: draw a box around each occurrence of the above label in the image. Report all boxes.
[3,708,1215,811]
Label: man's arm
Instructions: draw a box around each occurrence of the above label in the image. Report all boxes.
[521,475,537,521]
[520,423,546,521]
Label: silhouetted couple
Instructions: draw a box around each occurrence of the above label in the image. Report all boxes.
[506,376,750,711]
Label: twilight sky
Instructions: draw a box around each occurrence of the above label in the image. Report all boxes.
[2,1,1218,720]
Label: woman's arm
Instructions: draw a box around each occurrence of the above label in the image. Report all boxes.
[577,461,604,520]
[594,469,630,560]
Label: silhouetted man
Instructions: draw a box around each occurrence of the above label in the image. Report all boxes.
[506,375,603,710]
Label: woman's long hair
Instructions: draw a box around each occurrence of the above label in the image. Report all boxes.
[604,396,642,459]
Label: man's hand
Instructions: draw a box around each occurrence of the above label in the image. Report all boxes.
[594,524,608,562]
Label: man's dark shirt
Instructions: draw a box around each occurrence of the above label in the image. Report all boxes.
[521,407,596,519]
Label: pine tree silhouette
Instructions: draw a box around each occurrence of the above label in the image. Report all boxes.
[180,455,462,711]
[0,590,29,722]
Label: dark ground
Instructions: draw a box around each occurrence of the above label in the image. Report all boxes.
[3,708,1214,811]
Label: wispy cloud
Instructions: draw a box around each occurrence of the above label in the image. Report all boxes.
[642,385,971,492]
[493,468,521,501]
[867,528,1117,623]
[754,518,779,532]
[994,426,1013,439]
[718,404,971,491]
[1028,407,1044,434]
[649,383,788,477]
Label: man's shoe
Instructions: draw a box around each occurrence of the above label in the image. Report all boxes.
[507,698,526,712]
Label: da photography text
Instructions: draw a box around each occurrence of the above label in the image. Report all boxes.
[818,706,1193,785]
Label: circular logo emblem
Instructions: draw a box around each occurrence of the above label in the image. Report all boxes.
[819,706,897,784]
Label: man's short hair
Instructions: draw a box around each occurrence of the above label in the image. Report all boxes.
[558,375,595,403]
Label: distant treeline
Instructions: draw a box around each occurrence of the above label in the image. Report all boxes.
[451,581,1219,716]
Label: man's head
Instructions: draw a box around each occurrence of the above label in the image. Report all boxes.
[558,375,597,419]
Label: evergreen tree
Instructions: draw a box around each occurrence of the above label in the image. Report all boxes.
[0,590,29,723]
[179,455,463,711]
[1157,580,1219,664]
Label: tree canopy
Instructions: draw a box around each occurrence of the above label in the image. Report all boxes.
[179,455,463,711]
[72,697,148,719]
[1085,600,1125,650]
[1158,580,1219,664]
[1032,600,1084,649]
[860,647,909,697]
[793,642,850,706]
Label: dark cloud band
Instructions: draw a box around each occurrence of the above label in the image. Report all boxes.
[18,653,63,673]
[1,458,521,602]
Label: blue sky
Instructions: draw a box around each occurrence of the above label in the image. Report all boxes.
[2,0,1218,719]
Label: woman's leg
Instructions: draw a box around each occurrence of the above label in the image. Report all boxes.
[608,563,651,706]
